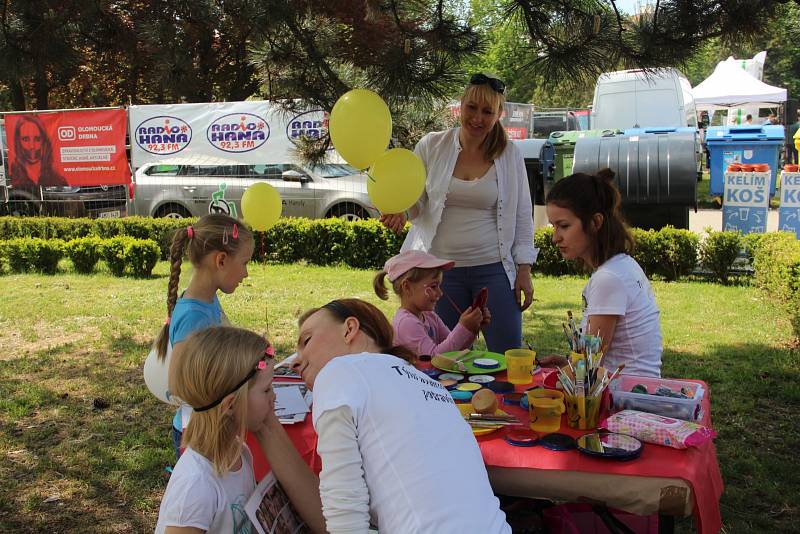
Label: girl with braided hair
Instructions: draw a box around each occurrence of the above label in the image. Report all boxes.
[539,169,663,377]
[152,214,255,459]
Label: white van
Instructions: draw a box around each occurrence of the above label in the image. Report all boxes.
[591,68,697,130]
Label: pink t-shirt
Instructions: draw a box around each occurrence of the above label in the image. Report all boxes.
[392,308,476,356]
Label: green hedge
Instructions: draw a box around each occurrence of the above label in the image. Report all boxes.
[65,236,104,274]
[0,216,409,270]
[751,232,800,337]
[533,227,579,276]
[534,225,701,281]
[1,216,797,289]
[98,236,160,277]
[652,226,699,281]
[699,230,742,285]
[0,235,160,277]
[0,216,188,260]
[3,237,64,274]
[254,217,408,269]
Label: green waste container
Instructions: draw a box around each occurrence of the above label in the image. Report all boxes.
[543,129,619,182]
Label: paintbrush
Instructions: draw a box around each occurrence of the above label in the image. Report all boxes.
[442,291,462,315]
[606,363,625,383]
[561,322,574,351]
[467,420,524,428]
[443,289,489,348]
[468,414,521,422]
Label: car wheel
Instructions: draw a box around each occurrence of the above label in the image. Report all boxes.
[155,203,192,219]
[327,202,369,221]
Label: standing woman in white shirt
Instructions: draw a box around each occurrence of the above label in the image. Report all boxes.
[293,298,511,534]
[381,74,537,353]
[541,169,663,377]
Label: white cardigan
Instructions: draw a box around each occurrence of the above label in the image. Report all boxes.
[402,127,538,289]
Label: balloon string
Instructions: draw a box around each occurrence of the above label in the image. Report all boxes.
[261,232,265,262]
[262,232,270,340]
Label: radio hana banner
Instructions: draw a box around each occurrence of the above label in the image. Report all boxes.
[5,109,130,188]
[128,101,330,169]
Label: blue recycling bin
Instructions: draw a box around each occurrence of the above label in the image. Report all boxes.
[706,125,784,197]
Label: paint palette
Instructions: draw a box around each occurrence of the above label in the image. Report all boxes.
[433,350,507,375]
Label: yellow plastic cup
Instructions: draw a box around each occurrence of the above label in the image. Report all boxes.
[565,394,602,430]
[505,348,536,385]
[528,389,565,433]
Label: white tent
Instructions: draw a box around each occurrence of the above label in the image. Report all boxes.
[693,60,786,110]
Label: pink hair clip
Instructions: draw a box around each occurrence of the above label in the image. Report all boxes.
[165,316,171,325]
[232,223,239,240]
[264,345,275,359]
[187,226,194,239]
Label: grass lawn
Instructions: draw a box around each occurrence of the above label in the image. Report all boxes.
[0,261,798,533]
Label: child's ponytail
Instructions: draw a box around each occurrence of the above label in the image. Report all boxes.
[373,270,390,300]
[154,227,191,361]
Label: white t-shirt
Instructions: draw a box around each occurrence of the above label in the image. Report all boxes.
[155,445,256,534]
[312,353,510,534]
[581,254,663,377]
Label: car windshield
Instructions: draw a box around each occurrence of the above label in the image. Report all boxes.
[310,164,359,178]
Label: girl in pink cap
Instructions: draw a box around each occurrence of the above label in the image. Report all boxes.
[373,250,490,357]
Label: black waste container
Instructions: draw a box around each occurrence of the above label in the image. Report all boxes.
[572,132,697,229]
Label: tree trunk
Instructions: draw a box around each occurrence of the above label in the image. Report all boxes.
[8,78,27,110]
[33,68,49,110]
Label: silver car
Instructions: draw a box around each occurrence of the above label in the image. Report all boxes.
[130,160,379,221]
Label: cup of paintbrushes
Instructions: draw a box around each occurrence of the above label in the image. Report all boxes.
[565,393,602,430]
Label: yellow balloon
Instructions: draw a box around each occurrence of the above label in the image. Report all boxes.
[367,148,426,214]
[241,182,282,231]
[329,89,392,169]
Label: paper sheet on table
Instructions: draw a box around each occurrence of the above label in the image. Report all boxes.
[274,383,310,424]
[274,353,301,379]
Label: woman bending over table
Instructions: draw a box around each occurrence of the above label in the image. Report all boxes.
[539,169,663,378]
[381,73,537,354]
[292,298,511,534]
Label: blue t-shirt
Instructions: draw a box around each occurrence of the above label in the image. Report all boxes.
[169,295,223,430]
[169,295,223,345]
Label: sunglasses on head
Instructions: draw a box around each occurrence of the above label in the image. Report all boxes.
[470,73,506,94]
[194,344,274,413]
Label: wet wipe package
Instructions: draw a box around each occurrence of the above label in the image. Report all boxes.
[600,410,716,450]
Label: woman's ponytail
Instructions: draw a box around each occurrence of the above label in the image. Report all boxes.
[385,344,417,364]
[593,168,622,214]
